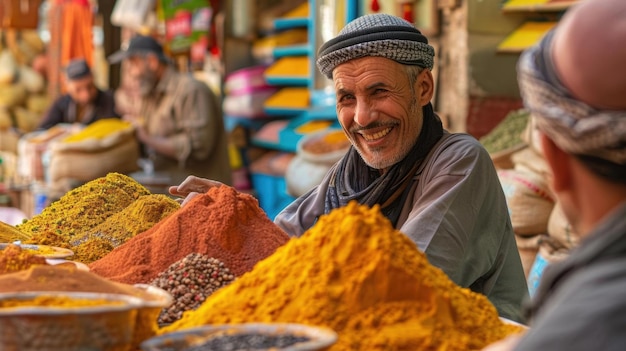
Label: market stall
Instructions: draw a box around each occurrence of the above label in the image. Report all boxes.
[0,172,526,350]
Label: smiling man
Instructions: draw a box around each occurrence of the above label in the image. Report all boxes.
[170,14,527,322]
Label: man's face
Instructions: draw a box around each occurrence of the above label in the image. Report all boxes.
[333,56,426,171]
[66,75,97,106]
[125,55,158,97]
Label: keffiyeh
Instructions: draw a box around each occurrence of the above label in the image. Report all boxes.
[317,14,435,78]
[518,30,626,165]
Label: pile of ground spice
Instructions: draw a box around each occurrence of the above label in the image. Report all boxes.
[0,264,169,348]
[71,194,180,264]
[0,295,125,309]
[17,173,151,248]
[0,244,47,275]
[162,202,525,351]
[89,186,290,284]
[0,265,149,296]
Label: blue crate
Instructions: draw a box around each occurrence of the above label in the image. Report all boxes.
[250,172,296,220]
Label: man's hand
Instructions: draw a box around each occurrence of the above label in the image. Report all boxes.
[169,175,224,207]
[123,114,150,143]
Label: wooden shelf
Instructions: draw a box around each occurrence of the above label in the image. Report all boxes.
[497,21,557,54]
[502,0,578,13]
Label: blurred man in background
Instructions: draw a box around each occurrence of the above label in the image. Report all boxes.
[108,35,231,186]
[38,58,119,129]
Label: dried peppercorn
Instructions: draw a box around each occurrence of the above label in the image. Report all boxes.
[151,254,235,324]
[184,333,310,351]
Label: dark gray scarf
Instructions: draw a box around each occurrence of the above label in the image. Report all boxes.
[324,103,443,226]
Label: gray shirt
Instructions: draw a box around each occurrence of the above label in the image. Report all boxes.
[275,133,528,322]
[514,202,626,351]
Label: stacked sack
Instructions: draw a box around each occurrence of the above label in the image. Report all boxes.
[518,116,580,296]
[0,30,49,144]
[46,119,139,195]
[485,111,582,296]
[498,146,554,281]
[481,110,547,279]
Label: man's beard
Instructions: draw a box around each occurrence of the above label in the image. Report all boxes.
[356,98,423,170]
[138,69,158,97]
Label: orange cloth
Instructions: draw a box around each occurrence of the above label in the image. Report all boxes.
[47,0,94,101]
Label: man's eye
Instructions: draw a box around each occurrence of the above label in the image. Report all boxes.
[339,95,355,103]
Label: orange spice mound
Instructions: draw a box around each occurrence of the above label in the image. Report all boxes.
[163,202,525,351]
[0,244,47,275]
[89,186,291,284]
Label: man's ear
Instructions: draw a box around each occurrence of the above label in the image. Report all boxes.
[417,69,435,106]
[540,132,571,193]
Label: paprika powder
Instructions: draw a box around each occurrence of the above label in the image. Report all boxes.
[89,185,290,284]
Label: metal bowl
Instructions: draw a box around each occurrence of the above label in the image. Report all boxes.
[0,291,144,351]
[141,323,338,351]
[132,284,174,347]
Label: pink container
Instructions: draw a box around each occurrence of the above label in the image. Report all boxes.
[225,65,274,96]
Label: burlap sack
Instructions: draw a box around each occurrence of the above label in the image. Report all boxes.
[48,136,140,184]
[52,122,134,152]
[0,128,19,154]
[515,233,546,279]
[548,201,580,250]
[498,169,555,236]
[527,236,570,296]
[17,127,73,181]
[512,146,555,200]
[512,146,552,180]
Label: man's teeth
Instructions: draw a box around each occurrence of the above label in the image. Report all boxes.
[362,127,392,141]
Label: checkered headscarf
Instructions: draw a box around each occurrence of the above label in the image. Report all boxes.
[518,30,626,165]
[317,14,435,78]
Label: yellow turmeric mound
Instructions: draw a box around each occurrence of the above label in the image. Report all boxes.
[17,173,151,247]
[162,202,524,350]
[62,118,133,143]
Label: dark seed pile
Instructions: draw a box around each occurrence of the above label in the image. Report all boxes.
[184,333,310,351]
[151,253,235,324]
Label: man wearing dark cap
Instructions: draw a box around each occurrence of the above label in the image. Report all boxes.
[170,14,527,322]
[108,35,231,186]
[38,58,119,129]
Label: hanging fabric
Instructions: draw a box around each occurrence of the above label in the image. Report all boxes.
[47,0,94,102]
[1,0,42,29]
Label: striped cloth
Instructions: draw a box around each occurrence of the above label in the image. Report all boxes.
[316,14,435,78]
[518,30,626,165]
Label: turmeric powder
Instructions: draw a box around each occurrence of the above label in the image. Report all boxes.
[0,221,30,243]
[17,173,151,247]
[0,244,47,275]
[162,201,524,351]
[62,119,133,143]
[0,295,125,309]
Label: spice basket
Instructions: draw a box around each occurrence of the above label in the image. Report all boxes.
[0,291,144,351]
[141,323,338,351]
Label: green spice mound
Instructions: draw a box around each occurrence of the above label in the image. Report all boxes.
[17,173,151,248]
[71,194,180,264]
[479,109,530,154]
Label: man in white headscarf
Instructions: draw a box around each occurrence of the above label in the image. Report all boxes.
[484,0,626,350]
[171,13,528,322]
